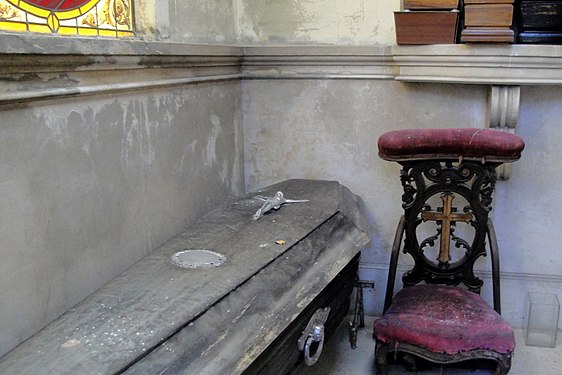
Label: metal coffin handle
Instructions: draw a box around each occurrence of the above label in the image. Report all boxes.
[297,307,331,366]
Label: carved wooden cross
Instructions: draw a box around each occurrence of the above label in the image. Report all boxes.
[421,192,472,263]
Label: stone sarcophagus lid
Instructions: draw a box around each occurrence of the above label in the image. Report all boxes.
[0,179,370,375]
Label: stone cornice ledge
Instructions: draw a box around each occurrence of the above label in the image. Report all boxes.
[0,36,243,75]
[0,33,242,57]
[0,34,243,104]
[242,45,398,80]
[393,44,562,85]
[4,40,562,104]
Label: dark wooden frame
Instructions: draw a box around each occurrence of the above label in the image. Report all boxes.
[375,341,512,374]
[516,0,562,44]
[375,160,513,374]
[245,254,360,375]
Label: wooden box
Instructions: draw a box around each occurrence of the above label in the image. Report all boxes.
[461,0,514,42]
[404,0,459,9]
[464,3,514,27]
[461,28,515,42]
[464,0,513,2]
[0,180,370,375]
[518,0,562,43]
[395,11,459,44]
[520,0,562,28]
[245,255,359,374]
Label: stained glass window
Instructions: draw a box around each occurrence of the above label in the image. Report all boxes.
[0,0,134,37]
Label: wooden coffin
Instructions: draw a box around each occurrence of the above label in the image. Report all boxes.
[461,0,515,42]
[0,179,370,375]
[395,11,459,44]
[464,3,514,26]
[518,1,562,43]
[404,0,459,9]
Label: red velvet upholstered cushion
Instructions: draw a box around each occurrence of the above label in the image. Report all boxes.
[378,128,524,162]
[374,285,515,355]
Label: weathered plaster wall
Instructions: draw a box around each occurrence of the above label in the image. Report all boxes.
[495,85,562,276]
[169,0,237,44]
[236,0,398,45]
[492,85,562,327]
[0,82,244,357]
[242,78,562,328]
[136,0,237,44]
[243,79,487,265]
[142,0,398,45]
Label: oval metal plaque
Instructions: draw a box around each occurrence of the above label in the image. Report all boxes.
[170,250,226,269]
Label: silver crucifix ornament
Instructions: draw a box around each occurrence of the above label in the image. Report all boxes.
[253,191,309,220]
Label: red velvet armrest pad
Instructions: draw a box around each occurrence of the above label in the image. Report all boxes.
[374,285,515,355]
[378,128,524,162]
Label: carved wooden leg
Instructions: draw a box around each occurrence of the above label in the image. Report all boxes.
[374,341,389,375]
[375,359,388,375]
[403,353,418,372]
[495,354,512,375]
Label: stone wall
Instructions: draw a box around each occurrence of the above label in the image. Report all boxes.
[0,38,244,357]
[236,0,398,45]
[139,0,238,43]
[241,47,562,329]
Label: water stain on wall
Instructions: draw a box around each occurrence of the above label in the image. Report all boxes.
[238,0,312,43]
[0,82,244,357]
[237,0,397,44]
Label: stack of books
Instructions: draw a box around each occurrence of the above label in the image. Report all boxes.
[394,0,460,45]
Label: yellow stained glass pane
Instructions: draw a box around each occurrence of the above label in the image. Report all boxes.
[28,23,51,33]
[0,20,26,32]
[59,26,79,35]
[78,27,98,36]
[0,0,134,37]
[59,8,83,20]
[16,1,51,18]
[99,29,117,37]
[116,30,133,37]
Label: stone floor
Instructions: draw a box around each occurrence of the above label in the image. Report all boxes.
[304,316,561,375]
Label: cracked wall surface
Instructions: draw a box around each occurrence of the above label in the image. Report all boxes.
[137,0,238,44]
[0,81,244,357]
[242,78,562,329]
[236,0,398,45]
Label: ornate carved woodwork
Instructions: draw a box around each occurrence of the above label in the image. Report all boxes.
[375,128,523,375]
[421,192,473,263]
[398,159,498,292]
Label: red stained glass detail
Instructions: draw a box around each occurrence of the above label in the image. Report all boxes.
[20,0,92,11]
